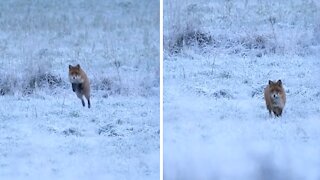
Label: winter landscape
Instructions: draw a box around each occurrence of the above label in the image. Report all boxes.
[0,0,159,179]
[164,0,320,179]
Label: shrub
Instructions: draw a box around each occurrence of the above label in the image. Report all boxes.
[169,30,213,54]
[0,75,16,96]
[22,72,63,95]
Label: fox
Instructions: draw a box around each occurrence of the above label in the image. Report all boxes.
[264,80,286,117]
[69,64,91,108]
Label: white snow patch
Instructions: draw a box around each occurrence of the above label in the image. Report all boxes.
[164,53,320,179]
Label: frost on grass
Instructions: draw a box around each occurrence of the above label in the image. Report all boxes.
[165,0,320,57]
[0,0,159,179]
[164,0,320,179]
[0,0,159,97]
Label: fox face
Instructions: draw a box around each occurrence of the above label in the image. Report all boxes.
[268,81,283,106]
[69,64,84,83]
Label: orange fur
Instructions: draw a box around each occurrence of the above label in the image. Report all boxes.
[264,80,286,117]
[69,64,91,108]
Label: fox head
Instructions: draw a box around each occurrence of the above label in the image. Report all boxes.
[268,80,284,103]
[69,64,83,83]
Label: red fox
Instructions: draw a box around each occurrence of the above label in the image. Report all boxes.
[69,64,91,108]
[264,80,286,117]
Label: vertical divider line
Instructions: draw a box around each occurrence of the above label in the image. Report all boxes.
[160,0,164,179]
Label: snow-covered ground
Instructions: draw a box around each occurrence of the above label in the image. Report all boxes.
[164,0,320,179]
[0,94,159,179]
[0,0,159,179]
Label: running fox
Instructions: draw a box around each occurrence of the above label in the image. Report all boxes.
[264,80,286,117]
[69,64,91,108]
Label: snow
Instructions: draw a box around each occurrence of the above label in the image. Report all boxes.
[0,94,159,179]
[164,0,320,179]
[0,0,159,179]
[164,53,320,180]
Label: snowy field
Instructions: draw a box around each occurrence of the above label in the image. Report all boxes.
[164,0,320,179]
[0,0,159,179]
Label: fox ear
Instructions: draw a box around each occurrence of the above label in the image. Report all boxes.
[69,65,72,69]
[268,80,273,85]
[277,79,282,85]
[76,64,80,69]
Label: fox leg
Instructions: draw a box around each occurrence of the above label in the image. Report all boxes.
[78,83,83,91]
[81,99,85,107]
[76,92,85,107]
[267,105,272,117]
[84,94,91,109]
[72,83,76,92]
[273,108,282,117]
[279,109,283,116]
[87,99,91,108]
